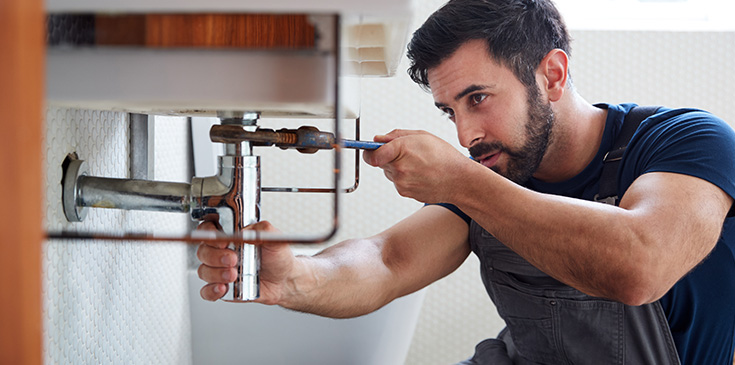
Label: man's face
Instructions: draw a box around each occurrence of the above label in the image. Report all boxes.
[427,40,554,184]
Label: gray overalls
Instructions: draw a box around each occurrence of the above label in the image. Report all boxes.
[459,106,681,364]
[460,221,681,364]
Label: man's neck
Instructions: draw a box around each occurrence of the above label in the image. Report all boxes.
[533,92,608,183]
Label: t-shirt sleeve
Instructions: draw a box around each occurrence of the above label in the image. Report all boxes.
[620,109,735,207]
[429,203,471,225]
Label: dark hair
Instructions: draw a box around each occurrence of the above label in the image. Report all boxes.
[407,0,571,91]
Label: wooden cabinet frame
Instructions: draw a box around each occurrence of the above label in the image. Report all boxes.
[0,0,43,364]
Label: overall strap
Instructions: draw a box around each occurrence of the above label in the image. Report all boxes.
[595,106,661,205]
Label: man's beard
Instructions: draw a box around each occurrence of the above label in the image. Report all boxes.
[468,86,555,185]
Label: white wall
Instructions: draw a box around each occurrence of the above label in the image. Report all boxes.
[571,30,735,122]
[43,111,193,364]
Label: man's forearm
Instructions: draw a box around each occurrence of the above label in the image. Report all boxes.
[275,206,472,317]
[278,238,397,318]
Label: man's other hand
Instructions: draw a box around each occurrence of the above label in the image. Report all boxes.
[196,220,294,303]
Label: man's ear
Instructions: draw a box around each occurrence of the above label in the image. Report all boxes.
[537,49,569,102]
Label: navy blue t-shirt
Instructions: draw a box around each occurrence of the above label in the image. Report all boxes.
[440,103,735,364]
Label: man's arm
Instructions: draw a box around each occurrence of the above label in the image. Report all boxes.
[197,205,470,318]
[455,167,732,305]
[364,130,733,306]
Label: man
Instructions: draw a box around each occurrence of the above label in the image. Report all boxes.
[197,0,735,363]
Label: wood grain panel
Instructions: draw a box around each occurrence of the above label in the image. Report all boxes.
[146,14,315,48]
[95,14,146,46]
[94,14,315,49]
[0,0,44,364]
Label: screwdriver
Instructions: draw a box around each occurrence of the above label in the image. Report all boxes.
[341,140,384,150]
[210,125,384,153]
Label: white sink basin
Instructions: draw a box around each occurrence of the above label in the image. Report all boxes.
[187,271,425,365]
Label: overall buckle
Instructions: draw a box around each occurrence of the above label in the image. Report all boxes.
[594,194,618,206]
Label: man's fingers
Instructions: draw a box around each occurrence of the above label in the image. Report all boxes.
[200,283,228,301]
[376,129,426,142]
[197,244,237,267]
[198,264,237,284]
[196,221,231,249]
[244,220,279,233]
[365,130,432,167]
[363,140,399,167]
[197,220,284,302]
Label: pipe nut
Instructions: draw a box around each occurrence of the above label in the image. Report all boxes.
[62,157,88,222]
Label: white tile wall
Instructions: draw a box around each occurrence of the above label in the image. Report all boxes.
[43,110,192,364]
[571,30,735,124]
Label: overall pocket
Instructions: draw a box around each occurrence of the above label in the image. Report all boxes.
[493,283,562,364]
[554,296,624,365]
[493,279,624,365]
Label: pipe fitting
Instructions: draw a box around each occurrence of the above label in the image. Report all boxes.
[62,156,89,222]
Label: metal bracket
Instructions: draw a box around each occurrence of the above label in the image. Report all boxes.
[129,113,155,180]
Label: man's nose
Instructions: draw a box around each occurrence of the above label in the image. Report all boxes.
[456,117,484,148]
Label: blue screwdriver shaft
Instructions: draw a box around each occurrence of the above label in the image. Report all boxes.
[341,140,384,150]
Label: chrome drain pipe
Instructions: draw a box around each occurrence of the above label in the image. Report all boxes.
[62,112,262,302]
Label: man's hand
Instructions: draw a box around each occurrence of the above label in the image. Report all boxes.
[196,220,295,304]
[362,129,473,204]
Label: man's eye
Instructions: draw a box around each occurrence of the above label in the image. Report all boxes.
[470,94,487,106]
[442,108,455,118]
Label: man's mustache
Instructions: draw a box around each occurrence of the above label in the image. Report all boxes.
[469,141,504,160]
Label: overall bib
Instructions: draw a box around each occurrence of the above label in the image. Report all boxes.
[461,221,681,364]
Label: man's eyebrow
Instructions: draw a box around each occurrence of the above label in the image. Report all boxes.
[434,84,495,109]
[434,101,448,109]
[455,84,493,101]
